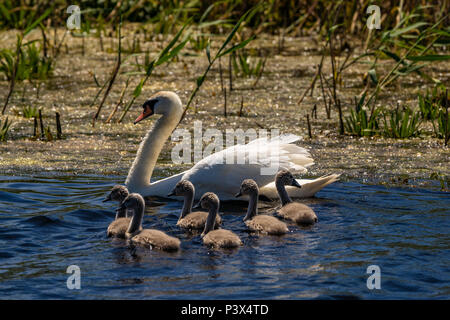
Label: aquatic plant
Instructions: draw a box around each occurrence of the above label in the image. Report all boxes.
[0,0,41,29]
[189,34,209,52]
[106,77,130,123]
[92,17,123,127]
[344,106,381,137]
[231,50,266,78]
[418,89,440,121]
[21,106,38,119]
[344,95,380,137]
[434,105,449,146]
[361,9,449,109]
[122,31,143,54]
[179,6,259,123]
[382,106,421,139]
[1,1,447,38]
[418,86,448,121]
[1,8,51,115]
[0,42,52,82]
[0,117,11,142]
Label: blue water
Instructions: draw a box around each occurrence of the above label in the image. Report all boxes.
[0,174,448,299]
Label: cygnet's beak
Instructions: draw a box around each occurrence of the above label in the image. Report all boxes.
[192,202,202,210]
[235,191,242,198]
[102,194,112,202]
[291,179,302,188]
[167,190,176,197]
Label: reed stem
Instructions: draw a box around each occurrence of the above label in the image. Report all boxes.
[38,109,44,139]
[56,112,62,139]
[306,114,312,139]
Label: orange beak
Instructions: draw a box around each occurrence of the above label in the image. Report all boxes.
[134,106,153,124]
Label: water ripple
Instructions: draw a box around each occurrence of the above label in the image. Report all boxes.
[0,175,448,299]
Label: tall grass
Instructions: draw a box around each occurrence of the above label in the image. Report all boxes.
[0,42,53,81]
[435,107,449,145]
[382,106,421,139]
[21,106,38,118]
[344,94,425,139]
[1,8,52,115]
[418,86,447,120]
[179,6,259,123]
[92,16,123,127]
[344,95,380,137]
[2,1,446,37]
[231,50,266,78]
[360,9,449,109]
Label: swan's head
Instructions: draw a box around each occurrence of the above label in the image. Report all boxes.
[103,185,129,202]
[117,193,145,211]
[193,192,220,210]
[134,91,183,124]
[235,179,258,198]
[168,179,194,197]
[275,169,302,188]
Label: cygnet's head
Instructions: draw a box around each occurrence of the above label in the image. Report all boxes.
[134,91,183,124]
[118,193,145,211]
[235,179,259,198]
[168,180,194,197]
[275,169,302,188]
[194,192,220,210]
[103,185,129,202]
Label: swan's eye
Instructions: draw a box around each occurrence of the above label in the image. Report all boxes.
[143,99,158,112]
[135,99,159,124]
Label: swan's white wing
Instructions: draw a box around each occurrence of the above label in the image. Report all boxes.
[181,134,314,200]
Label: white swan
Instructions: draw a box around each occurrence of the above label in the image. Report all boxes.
[125,91,339,200]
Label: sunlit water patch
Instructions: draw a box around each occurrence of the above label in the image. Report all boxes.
[0,174,448,299]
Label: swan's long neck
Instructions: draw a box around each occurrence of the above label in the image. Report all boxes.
[202,205,218,235]
[243,191,258,221]
[180,190,194,219]
[125,114,179,192]
[276,180,292,206]
[126,202,144,235]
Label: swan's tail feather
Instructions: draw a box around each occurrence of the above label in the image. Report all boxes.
[259,174,340,199]
[292,174,341,198]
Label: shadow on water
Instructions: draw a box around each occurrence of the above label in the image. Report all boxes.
[0,174,449,299]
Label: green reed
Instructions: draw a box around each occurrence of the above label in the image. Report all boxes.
[0,117,12,142]
[231,50,266,78]
[344,94,380,137]
[382,106,422,139]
